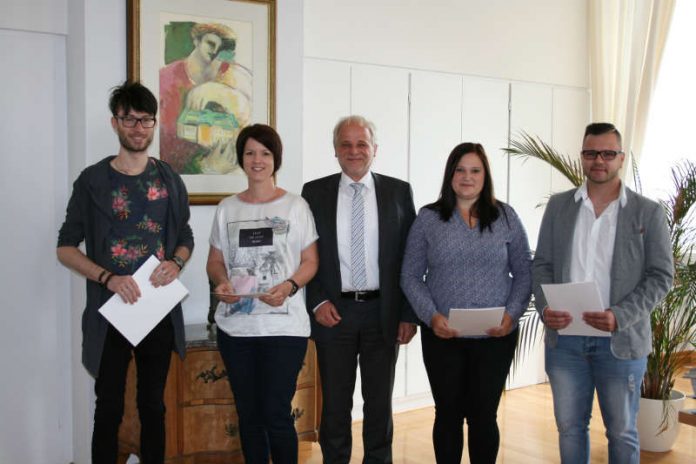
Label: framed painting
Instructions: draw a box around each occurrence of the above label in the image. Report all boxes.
[127,0,275,204]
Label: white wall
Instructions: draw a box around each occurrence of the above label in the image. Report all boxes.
[0,3,71,462]
[0,0,67,35]
[305,0,587,88]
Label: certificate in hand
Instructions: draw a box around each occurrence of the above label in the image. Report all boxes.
[448,307,505,336]
[99,255,189,346]
[541,282,609,337]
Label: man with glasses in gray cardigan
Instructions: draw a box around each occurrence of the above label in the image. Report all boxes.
[533,122,673,464]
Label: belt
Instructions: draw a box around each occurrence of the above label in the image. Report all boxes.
[340,290,380,302]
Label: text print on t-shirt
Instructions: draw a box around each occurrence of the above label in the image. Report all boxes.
[239,227,273,247]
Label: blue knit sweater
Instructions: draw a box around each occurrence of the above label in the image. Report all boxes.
[400,204,532,335]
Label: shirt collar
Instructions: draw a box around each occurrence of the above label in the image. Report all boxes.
[574,180,627,207]
[340,171,374,191]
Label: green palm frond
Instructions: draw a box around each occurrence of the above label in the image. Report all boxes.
[629,152,643,194]
[644,161,696,413]
[510,303,544,379]
[503,131,584,188]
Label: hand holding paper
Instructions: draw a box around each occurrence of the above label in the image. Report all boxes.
[149,258,181,288]
[212,274,273,301]
[431,312,458,339]
[212,280,242,304]
[448,307,506,337]
[99,256,189,346]
[582,309,617,333]
[486,311,514,338]
[541,282,610,337]
[543,307,573,330]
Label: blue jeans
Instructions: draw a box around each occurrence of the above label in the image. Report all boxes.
[545,336,646,464]
[217,330,307,464]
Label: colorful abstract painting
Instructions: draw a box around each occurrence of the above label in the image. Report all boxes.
[159,19,253,175]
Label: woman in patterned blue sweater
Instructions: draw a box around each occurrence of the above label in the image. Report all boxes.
[400,142,532,464]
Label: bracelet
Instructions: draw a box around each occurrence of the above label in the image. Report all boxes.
[97,269,108,284]
[102,272,114,288]
[170,255,185,271]
[285,278,300,297]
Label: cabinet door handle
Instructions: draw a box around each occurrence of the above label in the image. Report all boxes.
[225,423,239,437]
[196,365,228,383]
[291,407,305,422]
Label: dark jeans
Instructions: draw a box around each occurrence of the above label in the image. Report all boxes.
[92,317,174,464]
[421,326,518,464]
[217,329,308,464]
[315,298,398,464]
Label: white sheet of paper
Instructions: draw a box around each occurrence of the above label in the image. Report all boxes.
[99,255,189,346]
[541,282,609,337]
[448,307,505,336]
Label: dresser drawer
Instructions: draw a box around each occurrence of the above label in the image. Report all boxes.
[182,404,242,455]
[292,386,316,436]
[182,350,233,403]
[297,341,316,386]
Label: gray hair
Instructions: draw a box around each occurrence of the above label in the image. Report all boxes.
[332,115,377,147]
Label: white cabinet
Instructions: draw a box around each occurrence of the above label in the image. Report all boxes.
[552,87,591,193]
[351,64,410,180]
[302,58,350,182]
[461,77,510,201]
[409,71,463,210]
[509,82,553,249]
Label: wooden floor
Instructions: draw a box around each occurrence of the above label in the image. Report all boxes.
[299,376,695,463]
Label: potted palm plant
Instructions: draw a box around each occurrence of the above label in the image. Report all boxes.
[504,132,696,451]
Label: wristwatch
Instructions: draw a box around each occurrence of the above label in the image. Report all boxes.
[286,279,299,297]
[170,255,185,271]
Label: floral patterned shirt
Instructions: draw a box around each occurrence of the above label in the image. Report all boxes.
[108,159,169,273]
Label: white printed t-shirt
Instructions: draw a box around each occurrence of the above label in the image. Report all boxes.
[210,192,318,337]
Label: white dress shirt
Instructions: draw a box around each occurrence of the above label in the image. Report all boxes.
[570,181,627,309]
[336,172,380,291]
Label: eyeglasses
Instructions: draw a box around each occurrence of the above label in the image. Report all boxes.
[580,150,623,161]
[116,116,156,128]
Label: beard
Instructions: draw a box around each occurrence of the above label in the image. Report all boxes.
[118,130,153,153]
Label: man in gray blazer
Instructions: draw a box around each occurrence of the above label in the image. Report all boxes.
[533,122,673,464]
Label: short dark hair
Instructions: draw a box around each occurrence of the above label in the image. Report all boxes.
[235,124,283,174]
[584,122,622,148]
[425,142,500,232]
[108,81,158,117]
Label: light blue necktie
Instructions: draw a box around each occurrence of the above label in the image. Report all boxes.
[350,183,367,290]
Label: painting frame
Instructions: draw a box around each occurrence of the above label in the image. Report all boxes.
[127,0,276,205]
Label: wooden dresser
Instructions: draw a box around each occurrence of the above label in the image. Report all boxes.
[117,324,319,463]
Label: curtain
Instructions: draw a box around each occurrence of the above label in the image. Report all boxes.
[588,0,675,173]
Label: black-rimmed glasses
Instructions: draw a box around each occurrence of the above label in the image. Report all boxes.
[580,150,623,161]
[116,116,157,128]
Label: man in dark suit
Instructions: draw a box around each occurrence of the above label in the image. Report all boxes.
[301,115,418,463]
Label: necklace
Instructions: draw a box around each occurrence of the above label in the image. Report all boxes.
[111,157,147,175]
